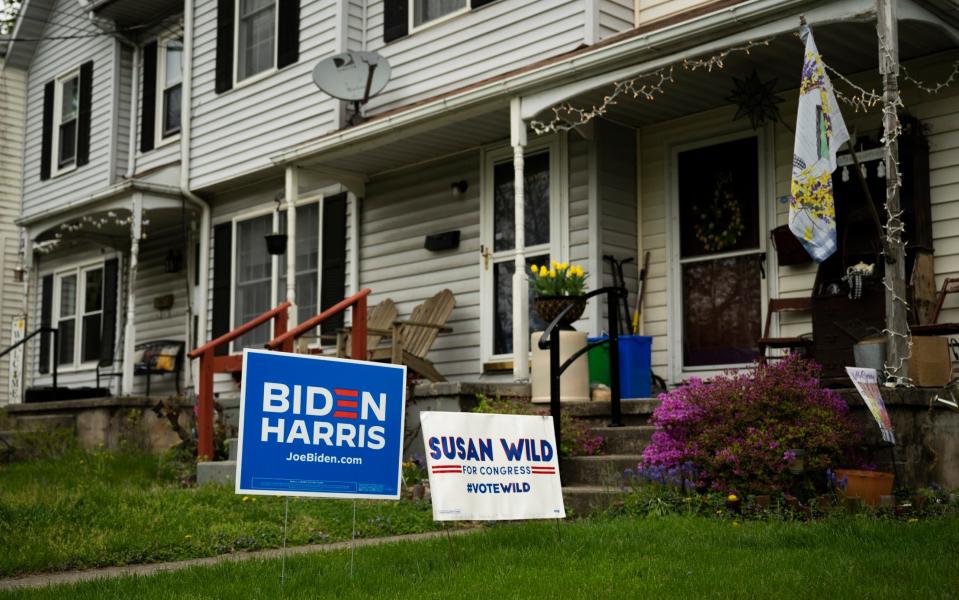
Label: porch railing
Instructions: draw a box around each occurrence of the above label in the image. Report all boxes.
[188,302,291,459]
[537,286,628,453]
[0,327,59,398]
[265,288,371,360]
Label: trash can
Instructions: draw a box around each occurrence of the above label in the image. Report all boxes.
[587,335,652,399]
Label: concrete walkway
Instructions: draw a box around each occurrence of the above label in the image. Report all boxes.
[0,528,478,591]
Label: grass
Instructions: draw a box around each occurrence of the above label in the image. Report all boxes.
[0,449,441,577]
[4,515,958,598]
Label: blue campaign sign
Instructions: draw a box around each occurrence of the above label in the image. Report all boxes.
[236,349,407,499]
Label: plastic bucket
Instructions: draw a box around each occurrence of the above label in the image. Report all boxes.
[833,469,894,507]
[854,337,886,372]
[587,335,652,399]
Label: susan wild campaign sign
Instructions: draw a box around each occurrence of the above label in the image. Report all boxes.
[236,349,406,499]
[420,412,565,521]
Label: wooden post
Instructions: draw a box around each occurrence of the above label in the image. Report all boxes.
[352,295,367,360]
[198,348,214,459]
[878,0,909,383]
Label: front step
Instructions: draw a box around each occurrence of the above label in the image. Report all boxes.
[564,398,660,426]
[591,425,654,455]
[561,454,640,486]
[197,438,238,486]
[563,485,627,515]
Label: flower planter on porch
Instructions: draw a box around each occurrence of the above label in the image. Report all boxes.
[833,468,894,507]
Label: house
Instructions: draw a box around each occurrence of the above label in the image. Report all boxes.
[0,37,27,406]
[4,0,959,408]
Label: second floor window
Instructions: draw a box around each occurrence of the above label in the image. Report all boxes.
[237,0,276,82]
[160,37,183,138]
[55,72,79,170]
[412,0,467,29]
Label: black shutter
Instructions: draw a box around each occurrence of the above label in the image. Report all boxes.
[39,275,53,374]
[141,41,158,153]
[215,0,235,94]
[383,0,408,43]
[212,223,232,356]
[40,81,54,180]
[277,0,300,69]
[471,0,498,8]
[320,193,348,337]
[99,259,119,365]
[77,61,93,167]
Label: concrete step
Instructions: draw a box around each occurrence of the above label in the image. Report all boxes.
[591,425,654,455]
[13,414,76,431]
[197,460,236,486]
[560,454,641,486]
[562,485,626,516]
[563,399,660,426]
[227,438,238,461]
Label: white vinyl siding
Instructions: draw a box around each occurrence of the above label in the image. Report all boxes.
[190,0,339,189]
[636,0,711,26]
[598,120,638,327]
[0,65,26,404]
[21,0,115,221]
[598,0,635,38]
[364,0,587,114]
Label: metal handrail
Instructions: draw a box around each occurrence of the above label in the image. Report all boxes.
[0,327,59,394]
[537,286,627,453]
[265,288,372,359]
[189,301,292,359]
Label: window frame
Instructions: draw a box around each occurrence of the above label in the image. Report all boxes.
[156,33,183,147]
[227,197,322,354]
[408,0,470,34]
[51,67,81,178]
[46,259,114,372]
[233,0,279,88]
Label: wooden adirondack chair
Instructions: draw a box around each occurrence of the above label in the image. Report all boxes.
[334,298,398,357]
[368,289,455,382]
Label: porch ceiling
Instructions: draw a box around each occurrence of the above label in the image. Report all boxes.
[540,19,957,129]
[296,102,510,178]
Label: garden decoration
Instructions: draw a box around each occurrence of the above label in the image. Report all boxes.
[529,262,588,329]
[726,69,784,131]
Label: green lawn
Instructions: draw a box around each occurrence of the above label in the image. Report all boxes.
[4,515,957,598]
[0,450,441,577]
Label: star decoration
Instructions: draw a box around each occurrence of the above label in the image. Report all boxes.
[726,70,784,130]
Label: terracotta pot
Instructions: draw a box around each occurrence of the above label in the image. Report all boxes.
[534,295,585,329]
[833,469,894,507]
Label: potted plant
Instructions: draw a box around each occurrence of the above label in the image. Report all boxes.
[265,231,287,255]
[828,467,894,507]
[529,261,588,329]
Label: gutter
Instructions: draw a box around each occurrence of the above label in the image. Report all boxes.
[270,0,821,166]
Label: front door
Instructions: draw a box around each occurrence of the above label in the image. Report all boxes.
[672,134,769,375]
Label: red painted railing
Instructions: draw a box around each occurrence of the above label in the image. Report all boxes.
[266,288,371,360]
[188,302,291,459]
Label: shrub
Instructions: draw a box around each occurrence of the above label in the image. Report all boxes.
[471,395,605,458]
[640,356,859,496]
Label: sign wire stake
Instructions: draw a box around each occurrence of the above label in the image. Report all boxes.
[281,497,289,588]
[444,522,455,562]
[350,500,357,579]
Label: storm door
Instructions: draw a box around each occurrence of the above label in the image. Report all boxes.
[674,135,768,371]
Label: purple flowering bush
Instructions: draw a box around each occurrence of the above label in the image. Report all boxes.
[641,355,859,495]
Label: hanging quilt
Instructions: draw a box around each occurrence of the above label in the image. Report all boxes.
[789,27,849,263]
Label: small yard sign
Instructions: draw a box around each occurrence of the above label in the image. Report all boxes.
[420,412,565,521]
[846,366,896,444]
[235,349,407,499]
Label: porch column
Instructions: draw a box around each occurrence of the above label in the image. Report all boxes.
[511,98,529,381]
[121,193,142,395]
[285,166,299,327]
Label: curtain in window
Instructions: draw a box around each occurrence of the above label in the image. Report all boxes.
[414,0,466,26]
[234,214,274,349]
[237,0,276,81]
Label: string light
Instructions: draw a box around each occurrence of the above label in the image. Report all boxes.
[682,39,773,72]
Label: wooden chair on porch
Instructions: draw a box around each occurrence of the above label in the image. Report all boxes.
[367,289,455,382]
[332,298,398,358]
[757,297,814,364]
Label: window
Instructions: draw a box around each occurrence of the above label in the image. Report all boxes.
[158,37,183,139]
[52,264,106,368]
[53,71,79,172]
[411,0,467,29]
[236,0,276,82]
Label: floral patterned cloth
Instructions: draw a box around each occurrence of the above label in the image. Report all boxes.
[789,27,849,263]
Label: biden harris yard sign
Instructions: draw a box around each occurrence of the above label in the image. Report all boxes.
[235,349,407,499]
[420,412,565,521]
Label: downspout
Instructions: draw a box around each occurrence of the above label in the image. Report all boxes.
[181,0,210,393]
[126,42,140,179]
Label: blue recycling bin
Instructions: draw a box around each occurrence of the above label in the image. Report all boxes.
[587,335,652,399]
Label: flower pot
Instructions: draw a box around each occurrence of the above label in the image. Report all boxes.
[833,469,894,507]
[265,233,288,255]
[534,295,585,329]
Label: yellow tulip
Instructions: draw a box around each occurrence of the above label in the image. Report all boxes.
[539,266,548,277]
[549,270,557,279]
[530,264,538,274]
[559,262,568,271]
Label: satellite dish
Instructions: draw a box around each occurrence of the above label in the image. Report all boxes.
[312,51,391,103]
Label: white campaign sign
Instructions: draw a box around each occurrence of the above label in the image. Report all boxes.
[420,412,565,521]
